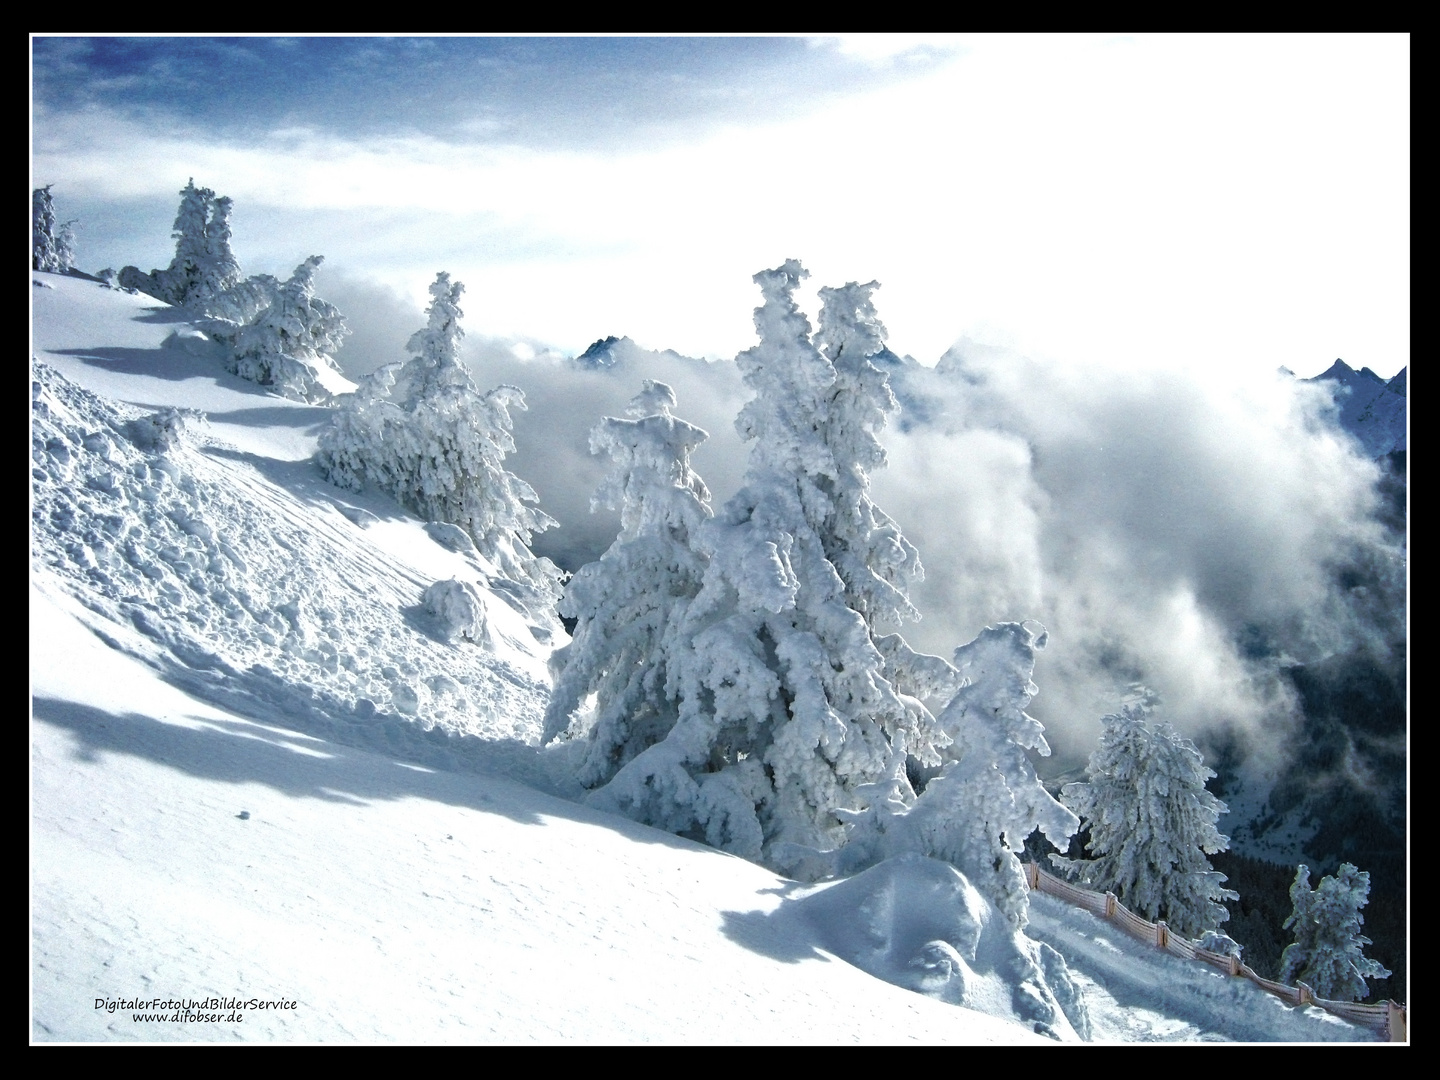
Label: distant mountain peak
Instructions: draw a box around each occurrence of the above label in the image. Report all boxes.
[577,335,627,368]
[1304,359,1406,458]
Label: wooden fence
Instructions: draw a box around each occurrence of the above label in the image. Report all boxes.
[1022,861,1407,1042]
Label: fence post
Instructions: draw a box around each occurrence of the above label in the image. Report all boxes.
[1228,953,1240,976]
[1027,861,1040,891]
[1105,892,1116,918]
[1156,921,1168,949]
[1297,982,1312,1006]
[1387,1000,1406,1042]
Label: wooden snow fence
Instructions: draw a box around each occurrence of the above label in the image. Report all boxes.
[1022,861,1407,1041]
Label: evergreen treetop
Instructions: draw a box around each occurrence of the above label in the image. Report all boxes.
[1279,863,1391,1001]
[1051,703,1238,939]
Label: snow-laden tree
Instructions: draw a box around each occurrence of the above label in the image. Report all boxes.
[1279,863,1391,1001]
[584,261,928,863]
[199,196,244,304]
[33,185,77,273]
[1051,704,1238,939]
[542,381,713,788]
[120,179,241,311]
[816,622,1076,928]
[894,624,1078,928]
[226,256,349,401]
[813,280,923,635]
[317,272,562,608]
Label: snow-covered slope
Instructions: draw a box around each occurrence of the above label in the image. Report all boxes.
[30,274,1380,1042]
[33,275,557,767]
[33,581,1042,1043]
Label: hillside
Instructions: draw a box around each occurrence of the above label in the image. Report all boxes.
[30,273,1383,1042]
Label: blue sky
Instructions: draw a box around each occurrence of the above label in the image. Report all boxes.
[32,34,1410,379]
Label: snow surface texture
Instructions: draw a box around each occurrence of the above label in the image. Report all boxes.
[31,273,1379,1042]
[32,276,557,782]
[32,584,1035,1044]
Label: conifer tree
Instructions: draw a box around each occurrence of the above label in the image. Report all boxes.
[228,256,349,401]
[821,622,1076,928]
[120,178,242,311]
[33,185,76,273]
[586,261,924,863]
[813,280,923,636]
[197,195,244,307]
[1052,704,1238,939]
[317,272,562,609]
[1279,863,1391,1001]
[897,623,1079,928]
[543,381,713,788]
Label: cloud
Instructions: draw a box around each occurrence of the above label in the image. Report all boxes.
[314,267,423,378]
[35,35,1408,382]
[462,337,753,575]
[808,34,968,66]
[867,341,1401,765]
[239,242,1403,781]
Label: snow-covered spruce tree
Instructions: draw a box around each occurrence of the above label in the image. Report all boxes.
[812,280,924,636]
[317,272,562,607]
[33,186,77,273]
[542,381,713,787]
[804,281,1074,922]
[1051,704,1238,939]
[817,622,1076,928]
[226,256,349,401]
[893,624,1078,928]
[119,179,241,311]
[585,261,927,863]
[1279,863,1391,1001]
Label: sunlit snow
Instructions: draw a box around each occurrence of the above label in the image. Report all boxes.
[31,274,1378,1043]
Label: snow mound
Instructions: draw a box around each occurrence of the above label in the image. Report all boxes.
[425,521,477,554]
[423,578,489,644]
[789,854,1089,1040]
[31,360,556,765]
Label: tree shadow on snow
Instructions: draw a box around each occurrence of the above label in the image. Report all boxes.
[131,305,199,324]
[32,656,740,863]
[199,404,332,432]
[53,345,231,384]
[199,445,414,527]
[718,887,833,966]
[33,694,555,826]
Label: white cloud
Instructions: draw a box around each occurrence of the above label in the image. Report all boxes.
[34,35,1408,378]
[809,34,968,66]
